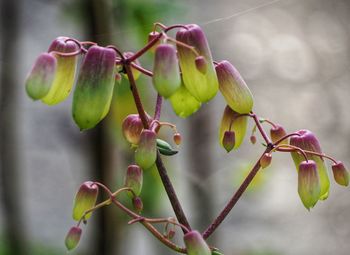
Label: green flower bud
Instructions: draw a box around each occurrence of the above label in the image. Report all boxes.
[270,124,287,144]
[176,24,219,103]
[215,60,254,114]
[42,37,79,105]
[260,153,272,169]
[219,105,248,150]
[135,130,157,170]
[169,82,201,118]
[290,130,330,200]
[122,114,144,145]
[25,53,57,100]
[72,181,99,221]
[65,226,82,251]
[152,44,181,98]
[183,230,211,255]
[222,131,235,153]
[72,46,116,130]
[298,160,320,210]
[332,161,349,187]
[124,164,143,197]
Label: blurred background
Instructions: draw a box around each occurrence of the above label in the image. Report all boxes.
[1,0,350,254]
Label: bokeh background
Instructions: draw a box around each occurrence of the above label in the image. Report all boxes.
[1,0,350,254]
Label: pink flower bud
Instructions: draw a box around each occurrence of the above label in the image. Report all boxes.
[124,164,143,197]
[250,135,257,144]
[152,44,181,98]
[290,130,330,200]
[135,130,157,170]
[260,153,272,169]
[176,24,218,103]
[65,226,82,251]
[332,161,349,187]
[183,230,211,255]
[270,124,287,144]
[132,196,143,213]
[215,60,254,114]
[122,114,144,145]
[298,160,321,210]
[195,56,208,75]
[25,53,57,100]
[222,131,235,153]
[72,181,99,221]
[173,132,182,145]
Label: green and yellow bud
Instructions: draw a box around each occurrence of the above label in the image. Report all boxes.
[215,60,254,114]
[124,164,143,197]
[122,114,144,145]
[169,82,201,118]
[65,226,82,251]
[135,130,157,170]
[72,46,116,130]
[219,105,248,150]
[152,44,181,98]
[290,130,330,200]
[331,161,349,187]
[222,131,235,153]
[183,230,211,255]
[25,53,57,100]
[42,37,79,105]
[270,124,288,144]
[72,181,99,221]
[298,160,320,210]
[176,24,218,103]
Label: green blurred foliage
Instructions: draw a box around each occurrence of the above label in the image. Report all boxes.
[0,238,63,255]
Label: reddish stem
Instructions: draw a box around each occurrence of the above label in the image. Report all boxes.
[154,94,163,120]
[250,112,272,146]
[131,62,153,77]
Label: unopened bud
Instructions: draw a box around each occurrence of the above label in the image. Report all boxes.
[270,124,287,144]
[132,196,143,213]
[183,230,211,255]
[25,53,57,100]
[148,31,161,53]
[260,153,272,169]
[222,131,235,153]
[124,164,143,197]
[298,160,320,210]
[173,132,182,145]
[167,229,176,240]
[122,114,144,145]
[250,135,257,144]
[65,226,82,251]
[195,56,208,75]
[115,72,122,84]
[135,130,157,170]
[216,60,254,114]
[332,161,349,187]
[72,181,99,221]
[153,44,181,98]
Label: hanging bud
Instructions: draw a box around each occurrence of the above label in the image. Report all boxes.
[298,160,321,210]
[222,131,235,153]
[215,60,254,114]
[72,181,99,221]
[42,37,79,105]
[148,31,161,53]
[124,164,143,197]
[122,114,144,145]
[183,230,211,255]
[332,161,349,187]
[176,24,219,103]
[250,135,257,144]
[290,130,330,200]
[132,196,143,213]
[173,132,182,145]
[25,53,57,100]
[152,44,181,98]
[135,130,157,170]
[65,226,82,251]
[72,46,116,131]
[115,72,122,84]
[167,229,176,240]
[219,105,248,150]
[260,153,272,169]
[123,52,141,80]
[195,56,208,75]
[270,124,288,144]
[169,82,201,118]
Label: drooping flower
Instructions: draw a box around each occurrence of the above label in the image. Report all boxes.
[260,153,272,169]
[222,131,235,153]
[135,130,157,170]
[270,124,288,144]
[331,161,349,187]
[65,226,82,251]
[183,230,211,255]
[72,181,99,221]
[124,164,143,197]
[122,114,144,145]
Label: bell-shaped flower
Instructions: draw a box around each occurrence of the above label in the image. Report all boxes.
[260,153,272,169]
[290,130,330,200]
[219,105,248,150]
[332,161,349,187]
[298,160,321,210]
[124,164,143,197]
[135,130,157,170]
[176,24,218,103]
[72,181,99,221]
[183,230,211,255]
[25,53,57,100]
[72,46,116,130]
[42,37,79,105]
[215,60,253,114]
[152,44,181,98]
[222,131,235,153]
[65,226,82,251]
[122,114,144,145]
[270,124,288,144]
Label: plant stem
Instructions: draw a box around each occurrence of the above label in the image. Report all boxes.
[154,94,162,120]
[202,147,271,239]
[251,112,272,146]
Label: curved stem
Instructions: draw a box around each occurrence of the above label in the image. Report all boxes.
[131,62,153,77]
[273,132,301,146]
[250,112,272,146]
